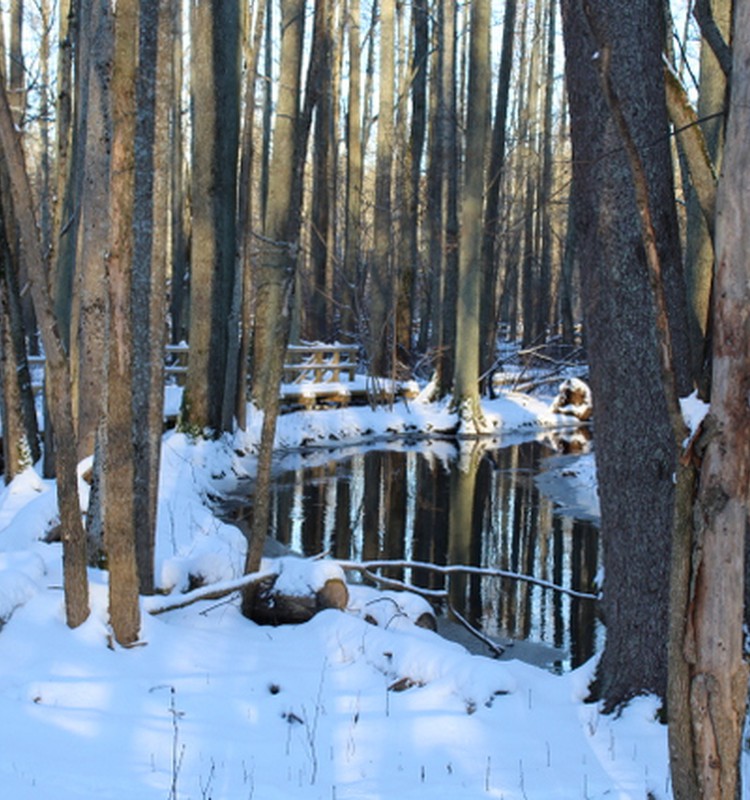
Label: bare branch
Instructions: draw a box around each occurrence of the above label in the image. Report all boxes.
[145,568,274,616]
[693,0,733,78]
[337,559,598,600]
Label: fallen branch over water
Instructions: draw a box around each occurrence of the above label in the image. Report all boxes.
[337,558,598,601]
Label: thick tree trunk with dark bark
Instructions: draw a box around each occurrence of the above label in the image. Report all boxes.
[182,0,240,435]
[560,0,690,709]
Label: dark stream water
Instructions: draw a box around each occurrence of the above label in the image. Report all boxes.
[226,434,602,672]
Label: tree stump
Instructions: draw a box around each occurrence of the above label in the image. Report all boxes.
[551,378,593,421]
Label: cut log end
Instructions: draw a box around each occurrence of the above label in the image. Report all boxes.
[250,575,349,626]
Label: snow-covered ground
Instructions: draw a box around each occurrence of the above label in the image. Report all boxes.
[0,388,681,799]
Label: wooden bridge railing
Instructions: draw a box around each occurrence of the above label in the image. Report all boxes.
[29,342,415,411]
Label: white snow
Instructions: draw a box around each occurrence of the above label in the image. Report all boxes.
[679,390,710,441]
[0,386,684,799]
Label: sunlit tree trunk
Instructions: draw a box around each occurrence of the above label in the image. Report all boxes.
[370,0,395,377]
[480,0,517,386]
[520,0,542,346]
[342,0,362,340]
[436,0,459,397]
[260,0,273,228]
[422,9,442,363]
[103,0,141,646]
[452,0,490,432]
[537,0,556,342]
[0,81,89,628]
[670,7,750,797]
[8,0,25,125]
[70,0,113,464]
[684,0,730,394]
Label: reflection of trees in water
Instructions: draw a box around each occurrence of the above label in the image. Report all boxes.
[265,440,601,668]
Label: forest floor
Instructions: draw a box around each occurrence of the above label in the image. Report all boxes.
[0,380,719,799]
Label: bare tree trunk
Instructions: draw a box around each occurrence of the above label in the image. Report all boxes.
[342,0,362,341]
[683,0,730,394]
[70,0,113,464]
[480,0,517,387]
[235,0,267,429]
[260,0,273,229]
[309,0,335,341]
[8,0,25,124]
[670,8,750,797]
[420,11,440,363]
[182,0,240,435]
[452,0,490,433]
[0,211,40,479]
[520,0,542,346]
[436,0,458,397]
[537,0,556,342]
[398,0,427,368]
[560,0,689,710]
[104,0,141,646]
[243,0,306,615]
[370,0,395,377]
[168,0,187,345]
[130,0,172,595]
[0,81,89,628]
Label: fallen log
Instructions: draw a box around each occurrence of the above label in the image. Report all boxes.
[249,574,349,625]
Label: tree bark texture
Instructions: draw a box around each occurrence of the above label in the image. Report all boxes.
[104,0,142,646]
[243,0,306,615]
[308,0,335,341]
[130,0,171,595]
[342,0,362,341]
[560,0,689,709]
[235,0,267,429]
[452,0,490,432]
[674,7,750,796]
[480,0,517,385]
[182,0,240,435]
[0,187,40,479]
[436,0,458,397]
[0,82,89,628]
[683,0,731,394]
[69,0,113,463]
[369,0,395,378]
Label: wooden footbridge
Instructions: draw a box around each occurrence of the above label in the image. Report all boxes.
[29,343,418,413]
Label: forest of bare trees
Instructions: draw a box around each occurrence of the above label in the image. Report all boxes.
[0,1,749,797]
